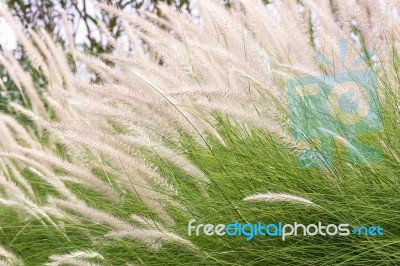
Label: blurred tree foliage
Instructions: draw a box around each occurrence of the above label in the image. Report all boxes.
[5,0,191,53]
[0,0,190,112]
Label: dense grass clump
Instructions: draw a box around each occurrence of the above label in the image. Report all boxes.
[0,0,400,265]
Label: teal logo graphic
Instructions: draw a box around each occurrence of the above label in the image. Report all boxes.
[286,39,382,168]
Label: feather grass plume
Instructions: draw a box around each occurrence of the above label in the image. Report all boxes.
[243,192,318,207]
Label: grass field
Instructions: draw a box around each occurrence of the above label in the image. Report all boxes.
[0,0,400,265]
